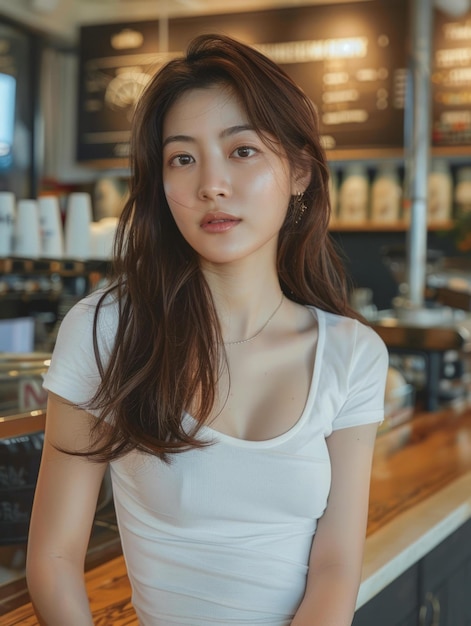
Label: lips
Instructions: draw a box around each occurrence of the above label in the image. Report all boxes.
[201,211,240,226]
[200,211,241,233]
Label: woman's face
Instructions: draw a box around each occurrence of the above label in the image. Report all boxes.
[162,85,298,268]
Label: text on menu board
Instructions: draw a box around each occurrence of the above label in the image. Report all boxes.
[77,0,408,163]
[432,7,471,146]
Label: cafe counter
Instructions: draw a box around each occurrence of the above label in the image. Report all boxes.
[355,406,471,624]
[2,405,471,625]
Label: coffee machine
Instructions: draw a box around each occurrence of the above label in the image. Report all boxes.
[372,248,471,411]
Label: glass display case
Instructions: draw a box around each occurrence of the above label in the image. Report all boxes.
[0,356,120,613]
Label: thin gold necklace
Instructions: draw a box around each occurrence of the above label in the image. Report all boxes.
[224,293,284,346]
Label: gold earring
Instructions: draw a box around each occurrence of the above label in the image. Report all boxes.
[294,192,307,224]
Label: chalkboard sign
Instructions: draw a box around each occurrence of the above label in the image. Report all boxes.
[432,7,471,147]
[0,431,44,544]
[77,0,408,163]
[77,20,166,163]
[169,1,408,154]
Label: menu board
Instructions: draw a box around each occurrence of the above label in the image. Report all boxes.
[77,0,408,163]
[77,21,168,162]
[432,7,471,147]
[169,1,408,154]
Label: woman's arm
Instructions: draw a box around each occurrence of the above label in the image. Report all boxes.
[291,422,378,626]
[26,392,109,626]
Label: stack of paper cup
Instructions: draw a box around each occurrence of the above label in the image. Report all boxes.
[0,191,15,257]
[64,192,92,259]
[38,195,64,258]
[90,217,118,260]
[13,199,41,258]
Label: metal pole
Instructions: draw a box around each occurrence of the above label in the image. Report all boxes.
[405,0,433,308]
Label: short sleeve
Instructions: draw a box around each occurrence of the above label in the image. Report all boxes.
[332,321,389,431]
[42,291,116,411]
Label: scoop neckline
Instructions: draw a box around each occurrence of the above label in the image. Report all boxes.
[184,306,325,449]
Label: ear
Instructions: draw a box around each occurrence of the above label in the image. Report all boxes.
[290,151,312,196]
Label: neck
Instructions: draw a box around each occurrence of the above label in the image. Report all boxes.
[224,292,284,346]
[201,264,283,345]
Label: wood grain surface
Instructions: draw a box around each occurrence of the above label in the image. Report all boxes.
[368,408,471,536]
[2,556,137,626]
[3,407,471,625]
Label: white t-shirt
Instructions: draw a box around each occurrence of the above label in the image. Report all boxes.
[43,290,388,626]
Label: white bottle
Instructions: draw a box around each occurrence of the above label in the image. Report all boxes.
[454,167,471,217]
[371,164,402,223]
[428,160,453,224]
[338,164,369,223]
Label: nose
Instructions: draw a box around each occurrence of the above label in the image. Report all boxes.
[197,157,231,201]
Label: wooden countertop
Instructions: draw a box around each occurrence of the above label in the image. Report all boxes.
[358,406,471,607]
[3,406,471,624]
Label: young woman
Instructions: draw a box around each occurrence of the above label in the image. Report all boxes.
[26,34,388,626]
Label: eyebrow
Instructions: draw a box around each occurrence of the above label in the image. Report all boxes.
[162,124,255,148]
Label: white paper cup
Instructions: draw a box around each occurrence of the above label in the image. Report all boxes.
[13,199,41,258]
[90,218,118,260]
[0,192,15,257]
[64,192,92,259]
[100,217,117,259]
[38,195,64,259]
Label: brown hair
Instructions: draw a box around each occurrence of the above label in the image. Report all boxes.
[85,33,355,462]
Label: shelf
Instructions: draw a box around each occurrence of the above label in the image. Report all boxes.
[0,291,62,302]
[431,146,471,160]
[0,257,110,276]
[329,220,455,232]
[324,147,471,167]
[326,148,405,164]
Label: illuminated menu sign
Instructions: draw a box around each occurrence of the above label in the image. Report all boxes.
[169,1,408,153]
[432,7,471,146]
[77,0,408,162]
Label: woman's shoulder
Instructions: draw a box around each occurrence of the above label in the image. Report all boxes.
[57,288,120,350]
[308,305,387,359]
[308,307,388,426]
[65,287,119,322]
[72,286,119,311]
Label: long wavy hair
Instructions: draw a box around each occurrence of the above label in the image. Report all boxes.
[85,33,355,462]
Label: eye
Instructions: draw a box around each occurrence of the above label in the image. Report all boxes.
[232,145,258,158]
[169,154,194,167]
